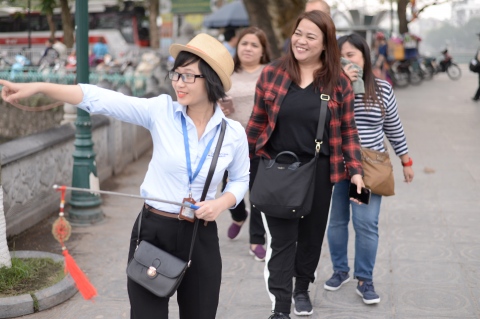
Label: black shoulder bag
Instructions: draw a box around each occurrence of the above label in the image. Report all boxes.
[126,119,226,298]
[250,94,329,219]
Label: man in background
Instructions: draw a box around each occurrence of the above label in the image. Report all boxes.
[305,0,331,15]
[53,38,67,60]
[38,38,59,67]
[222,27,238,57]
[473,33,480,102]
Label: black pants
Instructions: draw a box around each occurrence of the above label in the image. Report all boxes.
[474,74,480,100]
[222,157,266,245]
[262,156,333,314]
[127,206,222,319]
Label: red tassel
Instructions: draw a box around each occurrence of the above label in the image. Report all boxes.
[63,249,97,300]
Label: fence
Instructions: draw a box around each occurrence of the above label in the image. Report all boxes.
[0,69,149,97]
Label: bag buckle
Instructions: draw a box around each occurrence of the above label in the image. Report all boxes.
[147,266,157,277]
[320,94,330,101]
[315,139,322,153]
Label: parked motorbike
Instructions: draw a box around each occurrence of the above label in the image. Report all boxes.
[436,58,462,80]
[419,56,435,80]
[388,58,423,88]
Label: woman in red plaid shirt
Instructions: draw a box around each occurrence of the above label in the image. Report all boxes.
[246,10,364,319]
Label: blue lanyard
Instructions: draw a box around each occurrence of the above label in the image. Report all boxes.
[181,114,219,196]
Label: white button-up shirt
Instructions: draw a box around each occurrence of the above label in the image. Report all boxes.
[76,84,250,214]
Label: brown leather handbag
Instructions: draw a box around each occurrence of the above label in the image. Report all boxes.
[361,147,395,196]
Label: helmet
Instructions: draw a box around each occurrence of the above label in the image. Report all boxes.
[375,31,385,40]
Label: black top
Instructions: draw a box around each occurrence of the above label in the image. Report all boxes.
[266,82,331,162]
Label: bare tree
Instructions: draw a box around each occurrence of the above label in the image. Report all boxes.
[148,0,160,49]
[40,0,57,39]
[59,0,74,48]
[384,0,452,34]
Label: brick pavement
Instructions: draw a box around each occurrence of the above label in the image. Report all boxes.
[19,66,480,319]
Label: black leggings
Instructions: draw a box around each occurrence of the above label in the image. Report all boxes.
[474,74,480,100]
[222,157,266,245]
[127,206,222,319]
[262,155,333,314]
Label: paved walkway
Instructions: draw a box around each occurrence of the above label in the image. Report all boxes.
[18,67,480,319]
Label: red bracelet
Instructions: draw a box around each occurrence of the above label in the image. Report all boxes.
[401,158,413,167]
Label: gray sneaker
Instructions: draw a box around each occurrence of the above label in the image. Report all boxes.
[292,290,313,316]
[356,281,380,304]
[324,271,350,291]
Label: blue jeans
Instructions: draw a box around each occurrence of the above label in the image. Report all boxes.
[327,179,382,282]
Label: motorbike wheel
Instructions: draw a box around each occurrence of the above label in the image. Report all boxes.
[389,70,409,88]
[421,64,434,80]
[446,63,462,80]
[409,70,423,86]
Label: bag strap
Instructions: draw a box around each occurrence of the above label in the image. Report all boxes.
[187,118,226,263]
[136,119,227,265]
[315,94,330,154]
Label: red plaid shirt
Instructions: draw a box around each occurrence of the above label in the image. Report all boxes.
[246,63,363,183]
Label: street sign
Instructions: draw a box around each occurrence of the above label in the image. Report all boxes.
[171,0,211,14]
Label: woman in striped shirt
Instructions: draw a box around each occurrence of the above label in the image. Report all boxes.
[324,33,414,305]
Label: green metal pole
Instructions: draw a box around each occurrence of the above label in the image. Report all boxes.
[68,0,103,225]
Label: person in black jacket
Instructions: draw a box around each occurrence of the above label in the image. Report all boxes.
[473,33,480,102]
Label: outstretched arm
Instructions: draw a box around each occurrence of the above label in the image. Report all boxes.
[0,80,83,105]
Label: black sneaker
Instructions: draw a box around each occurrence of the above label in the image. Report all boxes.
[292,290,313,316]
[268,312,291,319]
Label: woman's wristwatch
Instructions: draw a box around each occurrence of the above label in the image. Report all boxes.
[401,157,413,167]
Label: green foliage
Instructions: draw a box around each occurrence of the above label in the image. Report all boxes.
[0,257,64,296]
[0,258,30,290]
[39,0,58,15]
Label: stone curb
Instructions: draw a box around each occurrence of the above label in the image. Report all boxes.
[0,251,77,318]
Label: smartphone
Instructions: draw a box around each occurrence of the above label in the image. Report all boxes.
[348,183,371,205]
[218,97,235,115]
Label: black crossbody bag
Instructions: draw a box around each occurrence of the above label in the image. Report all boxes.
[250,94,329,219]
[126,119,226,298]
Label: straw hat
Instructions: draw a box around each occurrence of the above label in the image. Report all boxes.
[169,33,234,91]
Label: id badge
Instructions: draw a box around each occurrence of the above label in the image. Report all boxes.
[179,197,196,223]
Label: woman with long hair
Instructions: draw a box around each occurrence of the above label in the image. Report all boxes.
[220,26,271,261]
[246,11,364,319]
[324,33,414,305]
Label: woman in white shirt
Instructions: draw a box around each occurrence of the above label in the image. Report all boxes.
[0,33,249,319]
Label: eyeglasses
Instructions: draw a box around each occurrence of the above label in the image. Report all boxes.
[168,71,205,83]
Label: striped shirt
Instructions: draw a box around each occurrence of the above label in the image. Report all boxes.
[354,79,408,156]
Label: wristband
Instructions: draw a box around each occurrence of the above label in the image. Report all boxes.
[401,158,413,167]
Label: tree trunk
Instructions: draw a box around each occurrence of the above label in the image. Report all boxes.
[397,0,409,34]
[149,0,160,49]
[59,0,74,48]
[268,0,304,48]
[46,13,56,39]
[243,0,303,58]
[0,164,11,268]
[243,0,281,58]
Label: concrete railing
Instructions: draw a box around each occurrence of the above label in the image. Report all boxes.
[0,115,152,237]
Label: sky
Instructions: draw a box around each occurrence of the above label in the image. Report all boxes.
[332,0,452,20]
